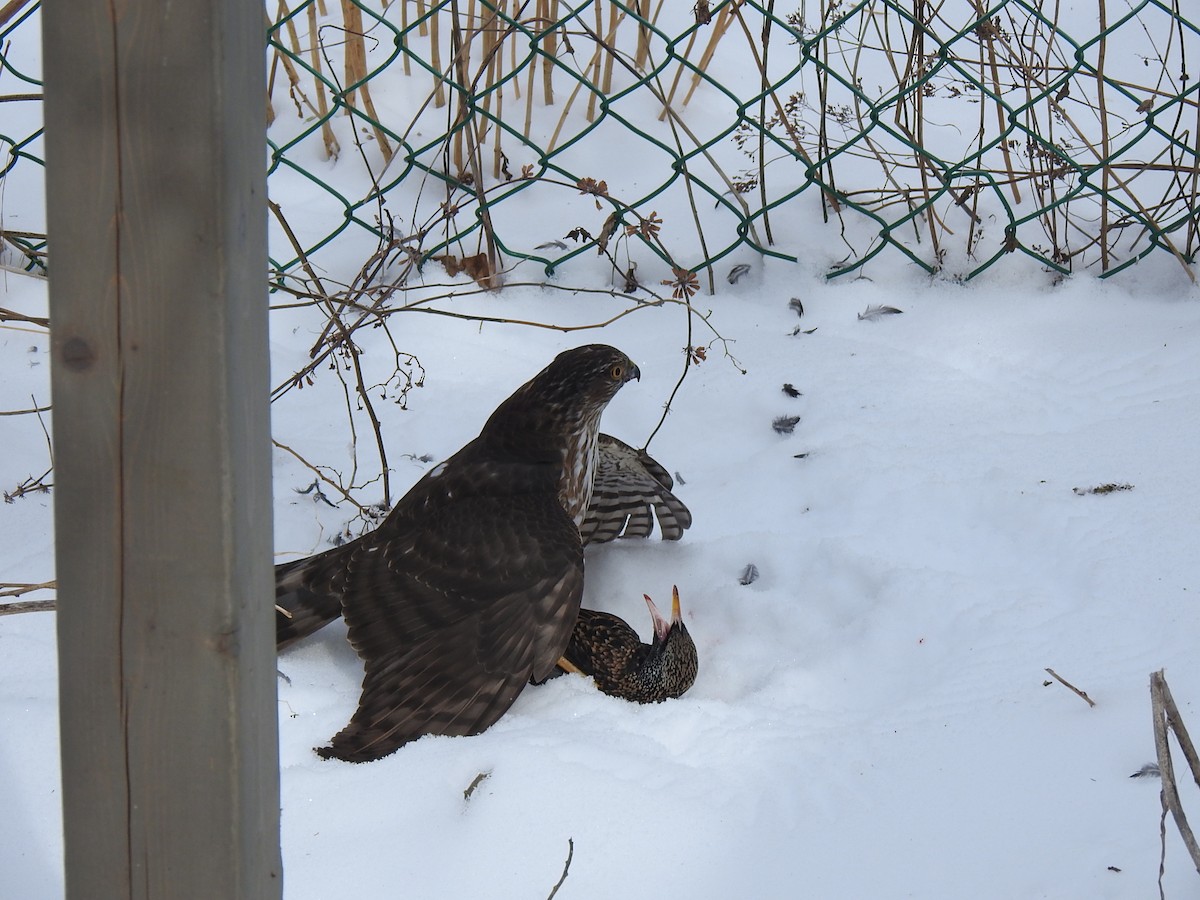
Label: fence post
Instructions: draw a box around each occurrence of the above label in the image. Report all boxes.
[42,1,281,896]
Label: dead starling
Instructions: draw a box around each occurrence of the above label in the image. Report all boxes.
[557,586,698,703]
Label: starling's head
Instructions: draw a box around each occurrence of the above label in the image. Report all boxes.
[641,585,698,701]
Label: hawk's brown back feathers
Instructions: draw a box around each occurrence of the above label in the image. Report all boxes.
[276,345,650,762]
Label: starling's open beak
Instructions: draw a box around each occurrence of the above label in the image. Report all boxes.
[644,585,684,645]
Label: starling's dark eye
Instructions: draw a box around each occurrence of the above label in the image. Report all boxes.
[610,364,624,380]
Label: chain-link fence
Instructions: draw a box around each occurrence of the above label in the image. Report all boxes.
[3,1,1198,288]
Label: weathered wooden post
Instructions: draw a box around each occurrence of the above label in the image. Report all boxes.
[42,0,282,896]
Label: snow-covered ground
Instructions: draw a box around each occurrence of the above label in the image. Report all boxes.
[6,0,1200,894]
[4,251,1200,897]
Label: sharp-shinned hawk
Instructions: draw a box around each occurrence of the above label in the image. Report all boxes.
[275,344,691,761]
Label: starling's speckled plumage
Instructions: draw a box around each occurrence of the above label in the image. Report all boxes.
[558,586,698,703]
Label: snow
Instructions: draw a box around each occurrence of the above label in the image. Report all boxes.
[4,256,1200,898]
[6,2,1200,895]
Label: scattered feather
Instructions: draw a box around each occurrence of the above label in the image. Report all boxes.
[858,304,903,321]
[727,263,751,284]
[294,479,338,508]
[1073,483,1134,496]
[772,415,801,435]
[782,383,802,398]
[1130,763,1160,779]
[674,471,687,486]
[463,771,492,800]
[788,297,805,318]
[793,452,809,460]
[534,240,568,251]
[739,563,759,586]
[789,325,818,336]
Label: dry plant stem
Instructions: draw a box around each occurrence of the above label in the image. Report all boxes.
[0,403,50,416]
[634,0,651,70]
[758,0,774,245]
[0,307,49,328]
[1151,670,1200,876]
[450,0,503,287]
[971,0,1021,205]
[989,15,1195,281]
[728,3,820,175]
[0,580,56,599]
[681,5,733,107]
[545,837,574,900]
[341,1,395,163]
[1096,0,1111,272]
[523,13,537,139]
[0,0,35,29]
[1044,667,1096,707]
[400,0,411,75]
[273,7,335,137]
[269,201,393,502]
[657,22,698,119]
[542,0,557,106]
[430,3,446,108]
[601,2,619,95]
[265,9,279,126]
[309,1,341,159]
[0,599,56,616]
[586,1,608,122]
[1160,798,1170,900]
[1154,671,1200,793]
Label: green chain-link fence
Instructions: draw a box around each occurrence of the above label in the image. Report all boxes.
[3,1,1198,287]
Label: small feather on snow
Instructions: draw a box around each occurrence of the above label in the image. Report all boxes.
[773,415,801,435]
[857,304,903,321]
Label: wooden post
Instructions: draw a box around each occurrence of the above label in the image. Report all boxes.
[42,1,282,897]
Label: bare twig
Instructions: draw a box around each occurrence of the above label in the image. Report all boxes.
[0,580,56,599]
[0,307,49,328]
[1044,667,1096,708]
[0,404,51,417]
[1151,670,1200,878]
[546,837,574,900]
[0,599,56,616]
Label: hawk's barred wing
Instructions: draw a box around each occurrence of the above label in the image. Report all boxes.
[579,434,692,544]
[321,491,583,762]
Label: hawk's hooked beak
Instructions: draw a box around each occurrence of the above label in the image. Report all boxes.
[628,362,641,383]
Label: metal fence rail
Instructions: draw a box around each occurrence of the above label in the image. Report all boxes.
[3,1,1198,288]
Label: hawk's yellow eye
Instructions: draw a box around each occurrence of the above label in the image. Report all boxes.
[611,364,624,380]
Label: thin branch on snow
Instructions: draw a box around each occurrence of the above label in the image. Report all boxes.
[1044,667,1096,708]
[546,837,574,900]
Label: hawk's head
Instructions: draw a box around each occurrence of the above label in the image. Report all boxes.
[483,344,640,441]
